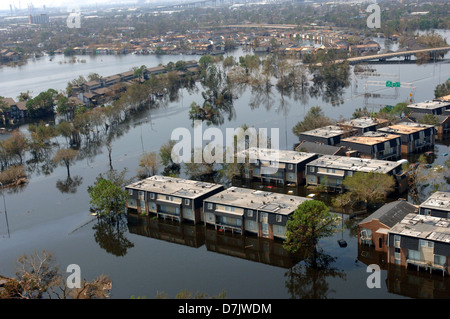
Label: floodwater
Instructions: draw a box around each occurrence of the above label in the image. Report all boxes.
[0,39,449,299]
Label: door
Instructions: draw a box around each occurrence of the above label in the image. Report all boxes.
[260,212,269,238]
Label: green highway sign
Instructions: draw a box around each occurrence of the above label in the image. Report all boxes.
[386,81,400,88]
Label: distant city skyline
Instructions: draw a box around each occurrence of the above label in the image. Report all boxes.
[0,0,166,12]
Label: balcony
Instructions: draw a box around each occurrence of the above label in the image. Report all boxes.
[406,259,447,275]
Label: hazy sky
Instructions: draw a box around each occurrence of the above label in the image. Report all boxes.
[1,0,147,11]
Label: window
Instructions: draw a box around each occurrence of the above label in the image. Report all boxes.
[247,210,253,217]
[408,249,421,261]
[434,254,446,266]
[274,225,284,235]
[394,247,401,264]
[138,191,144,199]
[310,166,315,172]
[420,240,434,248]
[423,209,431,216]
[276,215,282,223]
[150,193,155,199]
[207,202,213,210]
[128,189,133,195]
[288,164,293,170]
[185,199,190,205]
[394,235,401,248]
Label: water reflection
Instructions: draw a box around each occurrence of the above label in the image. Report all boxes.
[127,212,205,248]
[93,214,134,257]
[127,211,348,298]
[205,227,299,269]
[357,244,450,299]
[127,212,300,267]
[55,175,83,194]
[284,248,346,299]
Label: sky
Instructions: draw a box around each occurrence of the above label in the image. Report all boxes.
[1,0,153,11]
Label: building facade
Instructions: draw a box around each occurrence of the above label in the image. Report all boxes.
[377,122,436,155]
[305,155,407,193]
[418,191,450,219]
[338,117,390,135]
[238,147,319,186]
[407,100,450,115]
[203,187,310,240]
[358,200,418,253]
[125,175,224,224]
[387,213,450,276]
[298,125,356,146]
[340,131,402,160]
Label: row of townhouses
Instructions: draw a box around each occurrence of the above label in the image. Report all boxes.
[0,60,200,124]
[71,60,200,108]
[296,112,443,160]
[237,147,407,194]
[358,191,450,276]
[125,175,311,241]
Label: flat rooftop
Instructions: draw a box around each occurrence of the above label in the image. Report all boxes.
[378,122,435,135]
[126,175,223,199]
[339,117,389,129]
[420,191,450,212]
[407,100,450,110]
[205,187,310,216]
[306,155,402,174]
[238,147,317,164]
[300,125,350,138]
[389,213,450,243]
[436,95,450,102]
[341,131,400,145]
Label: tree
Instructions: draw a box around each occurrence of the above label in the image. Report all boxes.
[159,140,181,176]
[137,152,160,178]
[434,80,450,98]
[342,172,396,209]
[26,89,57,118]
[88,178,128,218]
[284,200,339,253]
[0,250,111,299]
[292,106,334,137]
[56,96,70,120]
[53,148,78,178]
[2,131,29,164]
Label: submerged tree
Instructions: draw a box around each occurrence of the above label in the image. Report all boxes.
[284,200,340,254]
[87,177,128,218]
[292,106,334,137]
[137,152,160,178]
[53,148,78,178]
[434,80,450,98]
[341,172,396,210]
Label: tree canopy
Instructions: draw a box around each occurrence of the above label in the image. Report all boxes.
[284,200,339,253]
[292,106,334,137]
[341,172,396,209]
[88,178,128,218]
